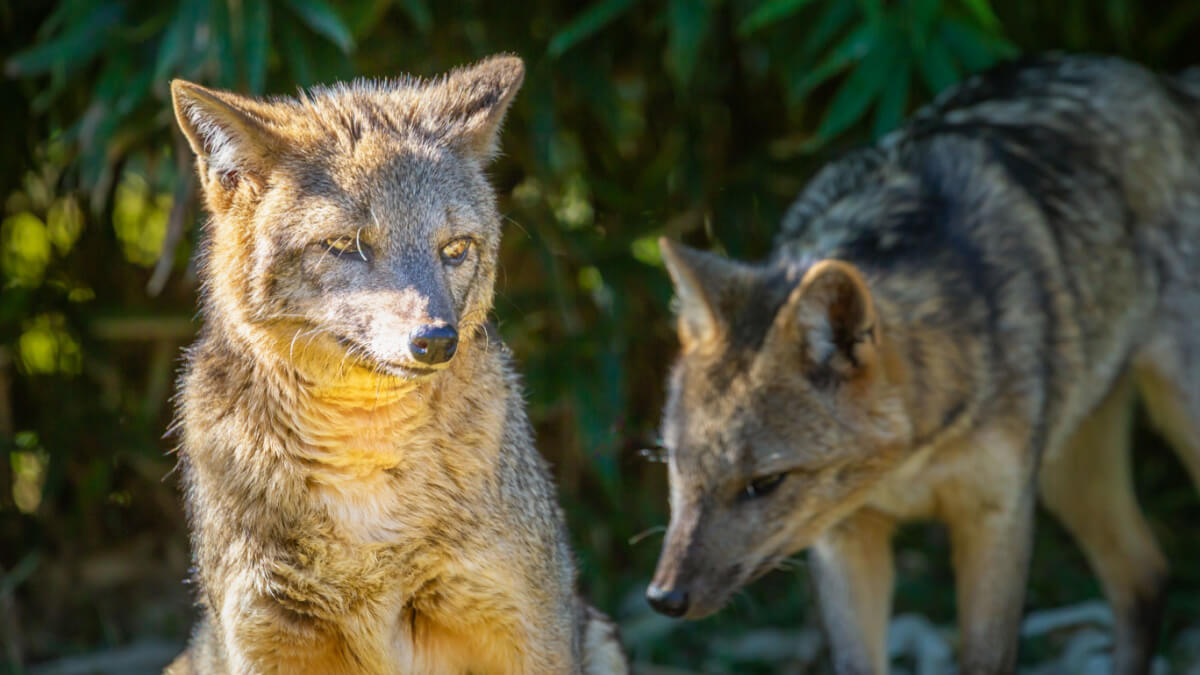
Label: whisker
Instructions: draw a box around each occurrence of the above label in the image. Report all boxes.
[628,525,667,546]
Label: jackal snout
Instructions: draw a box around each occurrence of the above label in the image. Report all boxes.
[409,323,458,365]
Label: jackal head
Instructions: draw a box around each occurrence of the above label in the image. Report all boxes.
[171,56,523,387]
[646,239,912,619]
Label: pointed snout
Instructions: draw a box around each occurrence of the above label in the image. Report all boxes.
[645,583,690,618]
[409,324,458,365]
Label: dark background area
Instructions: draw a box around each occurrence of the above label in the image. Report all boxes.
[2,0,1200,672]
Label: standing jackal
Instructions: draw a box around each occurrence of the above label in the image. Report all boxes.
[648,55,1200,674]
[165,56,625,674]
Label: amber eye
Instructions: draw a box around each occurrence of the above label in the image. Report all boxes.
[324,234,369,260]
[440,237,472,266]
[740,472,787,502]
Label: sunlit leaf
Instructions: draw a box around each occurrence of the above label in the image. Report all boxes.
[547,0,637,58]
[18,313,81,376]
[113,173,170,267]
[738,0,817,36]
[46,197,84,255]
[2,212,52,285]
[285,0,356,54]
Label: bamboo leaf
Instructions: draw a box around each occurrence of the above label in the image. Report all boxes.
[917,33,961,93]
[939,17,1007,72]
[210,0,238,88]
[279,18,314,86]
[801,0,858,59]
[873,53,910,139]
[547,0,637,58]
[809,30,898,145]
[958,0,1000,29]
[398,0,433,33]
[738,0,817,36]
[666,0,712,88]
[6,3,122,77]
[153,5,188,83]
[788,21,876,105]
[243,0,270,93]
[285,0,355,54]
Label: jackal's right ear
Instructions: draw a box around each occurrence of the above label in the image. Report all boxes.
[171,80,278,187]
[659,239,744,347]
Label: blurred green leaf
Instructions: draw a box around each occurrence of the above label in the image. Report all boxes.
[858,0,885,26]
[547,0,637,58]
[789,21,876,104]
[154,4,189,84]
[398,0,434,33]
[958,0,1000,29]
[873,52,911,138]
[285,0,356,54]
[940,17,1012,72]
[917,32,961,92]
[211,0,238,88]
[665,0,712,88]
[907,0,941,51]
[738,0,817,36]
[809,28,898,145]
[801,0,858,59]
[5,3,122,77]
[243,0,271,93]
[279,17,315,86]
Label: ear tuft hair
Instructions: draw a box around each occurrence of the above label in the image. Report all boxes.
[171,80,277,182]
[658,239,752,347]
[432,54,525,158]
[783,260,878,382]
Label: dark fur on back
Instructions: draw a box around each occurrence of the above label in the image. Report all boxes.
[650,54,1200,673]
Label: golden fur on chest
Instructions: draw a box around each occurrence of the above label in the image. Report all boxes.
[167,55,626,674]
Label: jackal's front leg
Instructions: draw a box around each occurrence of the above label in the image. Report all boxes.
[810,509,896,675]
[943,435,1037,675]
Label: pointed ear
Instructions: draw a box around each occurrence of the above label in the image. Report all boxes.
[779,260,878,382]
[171,80,278,185]
[433,54,524,158]
[658,238,745,347]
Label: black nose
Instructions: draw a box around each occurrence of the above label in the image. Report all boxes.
[645,583,689,618]
[409,324,458,365]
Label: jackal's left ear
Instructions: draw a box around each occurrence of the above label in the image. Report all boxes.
[659,238,749,347]
[780,260,878,381]
[434,54,525,159]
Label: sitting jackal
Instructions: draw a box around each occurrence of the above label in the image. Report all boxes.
[648,54,1200,674]
[165,56,625,674]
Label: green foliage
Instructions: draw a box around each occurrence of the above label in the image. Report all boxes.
[2,0,1200,671]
